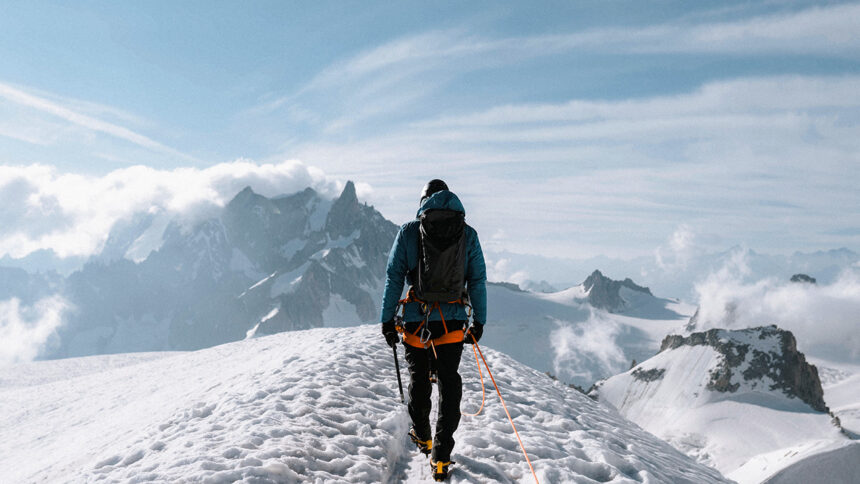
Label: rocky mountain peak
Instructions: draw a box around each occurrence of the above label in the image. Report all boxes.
[236,185,255,197]
[227,186,261,208]
[326,181,362,239]
[225,185,281,218]
[660,325,828,412]
[582,269,653,312]
[339,180,357,203]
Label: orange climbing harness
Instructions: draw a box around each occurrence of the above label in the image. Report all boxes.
[394,289,470,349]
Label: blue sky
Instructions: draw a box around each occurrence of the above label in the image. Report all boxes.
[1,0,859,262]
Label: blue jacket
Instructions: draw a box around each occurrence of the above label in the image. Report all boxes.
[380,190,487,325]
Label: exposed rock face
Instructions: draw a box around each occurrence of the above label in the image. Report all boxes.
[790,273,817,284]
[631,367,665,382]
[488,281,525,292]
[583,269,652,312]
[48,181,399,357]
[660,325,828,412]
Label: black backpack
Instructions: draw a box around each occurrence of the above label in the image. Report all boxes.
[415,209,467,303]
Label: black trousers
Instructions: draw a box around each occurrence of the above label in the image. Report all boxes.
[403,326,464,463]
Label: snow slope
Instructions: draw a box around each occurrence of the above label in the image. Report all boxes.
[759,441,860,484]
[811,358,860,437]
[0,325,730,483]
[592,328,851,483]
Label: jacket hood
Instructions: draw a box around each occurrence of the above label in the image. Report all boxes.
[416,190,465,217]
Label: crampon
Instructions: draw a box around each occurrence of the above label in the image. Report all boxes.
[408,429,432,456]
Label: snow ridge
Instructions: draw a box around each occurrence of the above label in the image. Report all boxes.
[1,325,730,483]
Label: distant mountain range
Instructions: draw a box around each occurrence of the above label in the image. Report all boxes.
[0,183,694,387]
[40,182,396,358]
[1,183,855,391]
[486,247,860,299]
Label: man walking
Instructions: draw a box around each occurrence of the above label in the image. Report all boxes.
[380,179,487,481]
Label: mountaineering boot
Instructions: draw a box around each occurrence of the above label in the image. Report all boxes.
[408,428,432,455]
[431,460,453,481]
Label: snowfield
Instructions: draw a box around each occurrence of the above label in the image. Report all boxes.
[0,325,730,483]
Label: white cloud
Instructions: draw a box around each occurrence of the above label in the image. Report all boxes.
[0,160,347,259]
[0,296,68,366]
[674,3,860,56]
[550,313,629,383]
[692,254,860,363]
[655,224,701,271]
[484,256,529,285]
[418,75,860,131]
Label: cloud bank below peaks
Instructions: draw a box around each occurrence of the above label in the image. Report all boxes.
[691,252,860,363]
[0,296,68,366]
[0,160,366,259]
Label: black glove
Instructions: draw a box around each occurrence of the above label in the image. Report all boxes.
[382,320,399,348]
[465,322,484,344]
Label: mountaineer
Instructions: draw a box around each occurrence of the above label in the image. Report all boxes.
[380,179,487,481]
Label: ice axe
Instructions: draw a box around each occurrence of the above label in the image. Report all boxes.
[392,345,405,404]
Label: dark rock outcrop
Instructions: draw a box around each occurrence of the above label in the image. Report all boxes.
[660,326,828,412]
[632,367,666,382]
[488,281,525,292]
[790,273,817,284]
[583,270,652,312]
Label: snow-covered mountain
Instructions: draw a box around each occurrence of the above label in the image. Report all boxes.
[47,181,397,358]
[483,271,694,387]
[590,325,859,483]
[0,324,732,483]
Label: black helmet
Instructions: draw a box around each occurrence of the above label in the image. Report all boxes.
[420,179,448,204]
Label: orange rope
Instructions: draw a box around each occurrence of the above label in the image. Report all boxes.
[461,342,485,417]
[473,335,539,484]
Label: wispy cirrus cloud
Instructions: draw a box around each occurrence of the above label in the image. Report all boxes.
[313,3,860,91]
[245,1,860,164]
[282,72,860,258]
[0,82,193,162]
